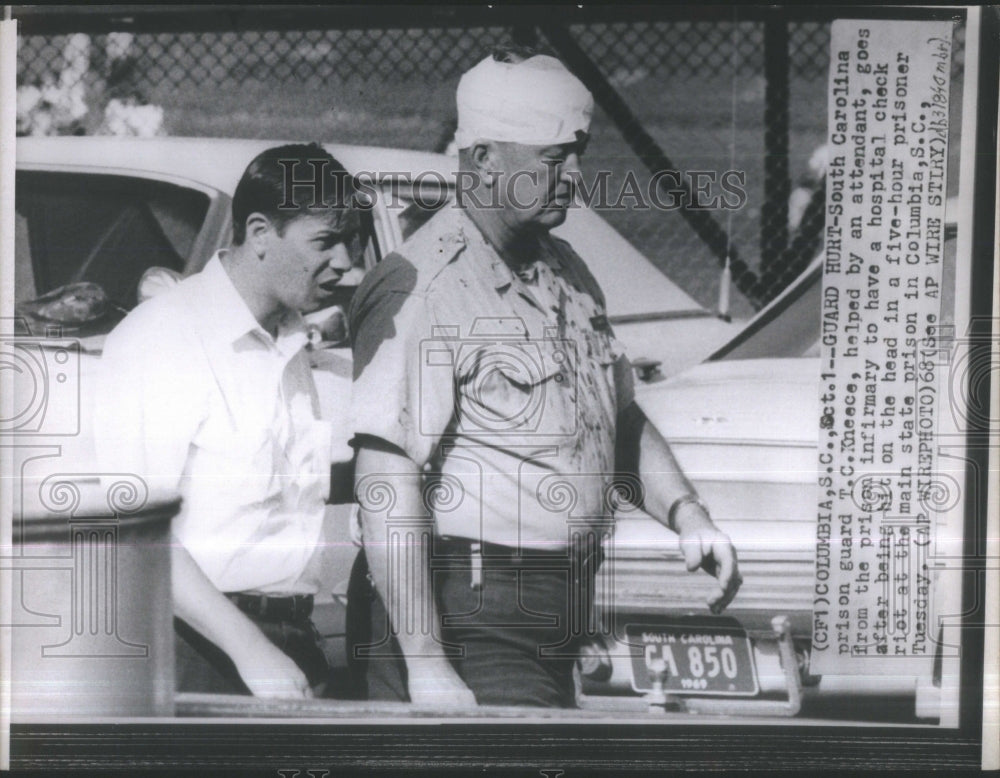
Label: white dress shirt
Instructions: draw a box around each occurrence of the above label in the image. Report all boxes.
[94,253,330,594]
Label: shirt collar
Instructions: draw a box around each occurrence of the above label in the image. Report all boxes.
[199,252,309,356]
[452,209,565,291]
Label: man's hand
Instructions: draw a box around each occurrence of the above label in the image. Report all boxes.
[356,442,479,707]
[171,542,314,699]
[674,502,742,615]
[616,404,743,615]
[231,637,314,699]
[406,657,478,707]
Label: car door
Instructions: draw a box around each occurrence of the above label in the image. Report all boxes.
[14,169,229,333]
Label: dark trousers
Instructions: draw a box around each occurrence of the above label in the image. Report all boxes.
[175,611,331,696]
[345,539,601,708]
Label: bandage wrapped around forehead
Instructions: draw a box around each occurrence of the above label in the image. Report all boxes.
[455,54,594,148]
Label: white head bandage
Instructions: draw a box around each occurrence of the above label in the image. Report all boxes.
[454,54,594,148]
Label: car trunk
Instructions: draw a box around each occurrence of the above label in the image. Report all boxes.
[610,357,820,637]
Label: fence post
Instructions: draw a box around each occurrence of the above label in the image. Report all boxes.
[761,12,790,279]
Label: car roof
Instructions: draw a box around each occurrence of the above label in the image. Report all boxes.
[16,135,712,320]
[15,136,458,195]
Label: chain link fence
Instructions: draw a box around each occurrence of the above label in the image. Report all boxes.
[15,10,966,318]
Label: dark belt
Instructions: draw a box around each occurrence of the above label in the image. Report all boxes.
[434,536,603,568]
[225,592,314,622]
[433,536,604,595]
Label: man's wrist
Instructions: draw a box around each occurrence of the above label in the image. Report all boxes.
[668,493,711,532]
[403,651,457,674]
[221,610,273,663]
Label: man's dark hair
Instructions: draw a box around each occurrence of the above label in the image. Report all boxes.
[231,142,357,245]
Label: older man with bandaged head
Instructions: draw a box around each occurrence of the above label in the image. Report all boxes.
[346,46,743,708]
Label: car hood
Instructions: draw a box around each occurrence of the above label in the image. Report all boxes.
[620,356,821,556]
[634,357,819,445]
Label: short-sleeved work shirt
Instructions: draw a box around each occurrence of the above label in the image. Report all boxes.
[349,207,634,549]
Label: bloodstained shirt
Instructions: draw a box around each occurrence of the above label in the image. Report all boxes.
[349,206,634,549]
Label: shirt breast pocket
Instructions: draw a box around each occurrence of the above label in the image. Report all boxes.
[190,417,279,503]
[456,341,576,438]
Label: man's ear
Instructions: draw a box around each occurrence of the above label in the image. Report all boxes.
[245,213,271,259]
[468,140,501,187]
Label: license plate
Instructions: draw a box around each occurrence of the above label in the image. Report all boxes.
[626,616,759,696]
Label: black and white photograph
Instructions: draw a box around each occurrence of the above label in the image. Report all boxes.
[1,3,997,773]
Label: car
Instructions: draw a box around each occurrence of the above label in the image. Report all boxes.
[6,135,947,719]
[577,210,959,721]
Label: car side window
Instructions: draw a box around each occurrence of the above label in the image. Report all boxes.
[398,197,448,241]
[15,171,210,310]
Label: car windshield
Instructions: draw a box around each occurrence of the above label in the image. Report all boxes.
[710,202,960,362]
[15,171,210,320]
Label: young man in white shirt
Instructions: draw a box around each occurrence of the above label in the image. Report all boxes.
[95,144,362,698]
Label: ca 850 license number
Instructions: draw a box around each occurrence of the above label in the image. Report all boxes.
[627,617,759,696]
[644,642,742,690]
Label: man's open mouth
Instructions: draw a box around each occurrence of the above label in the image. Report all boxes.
[317,277,342,292]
